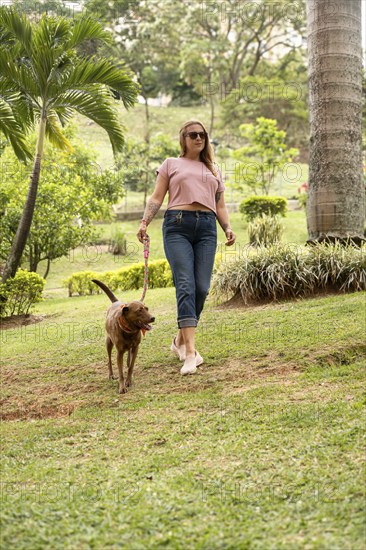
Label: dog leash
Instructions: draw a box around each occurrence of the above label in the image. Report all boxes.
[139,235,150,303]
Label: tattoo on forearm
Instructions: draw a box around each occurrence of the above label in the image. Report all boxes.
[215,191,222,203]
[143,200,161,224]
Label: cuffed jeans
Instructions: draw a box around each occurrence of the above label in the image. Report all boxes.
[163,210,217,328]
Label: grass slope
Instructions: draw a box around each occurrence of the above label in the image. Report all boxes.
[1,287,365,549]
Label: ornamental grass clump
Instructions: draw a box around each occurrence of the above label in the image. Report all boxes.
[248,214,283,246]
[211,243,366,304]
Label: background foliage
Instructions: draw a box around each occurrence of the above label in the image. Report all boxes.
[0,130,124,277]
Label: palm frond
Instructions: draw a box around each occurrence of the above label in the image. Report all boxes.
[0,7,32,51]
[66,17,112,49]
[32,15,70,52]
[45,110,72,151]
[24,17,72,88]
[0,98,32,161]
[53,57,139,109]
[52,89,125,154]
[0,83,34,129]
[53,106,74,127]
[0,50,42,101]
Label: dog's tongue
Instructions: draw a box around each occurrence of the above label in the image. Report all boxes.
[140,323,152,336]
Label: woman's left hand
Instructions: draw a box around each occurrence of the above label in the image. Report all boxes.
[225,228,236,246]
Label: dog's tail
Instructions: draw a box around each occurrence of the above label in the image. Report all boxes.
[92,279,119,303]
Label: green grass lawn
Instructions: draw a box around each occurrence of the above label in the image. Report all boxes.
[1,283,365,548]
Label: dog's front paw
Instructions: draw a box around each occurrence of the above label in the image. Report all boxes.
[125,379,132,388]
[118,385,128,394]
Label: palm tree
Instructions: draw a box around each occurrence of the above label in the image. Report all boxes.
[0,7,138,283]
[306,0,364,244]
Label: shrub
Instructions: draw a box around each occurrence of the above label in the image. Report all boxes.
[0,269,45,317]
[146,259,173,288]
[297,182,308,210]
[111,260,174,291]
[211,243,366,304]
[298,193,307,209]
[248,214,283,246]
[109,226,127,255]
[64,270,98,297]
[63,260,174,297]
[111,263,145,291]
[239,196,288,221]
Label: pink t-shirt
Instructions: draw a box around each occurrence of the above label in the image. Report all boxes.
[156,157,225,214]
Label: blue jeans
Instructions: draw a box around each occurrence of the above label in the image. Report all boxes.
[163,210,217,328]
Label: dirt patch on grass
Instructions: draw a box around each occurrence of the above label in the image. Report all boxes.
[0,379,105,421]
[0,361,108,421]
[136,355,302,397]
[2,402,76,421]
[0,354,301,421]
[1,343,364,421]
[0,314,46,330]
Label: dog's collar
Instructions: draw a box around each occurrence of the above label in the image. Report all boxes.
[118,304,147,336]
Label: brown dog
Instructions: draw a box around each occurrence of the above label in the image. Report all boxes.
[92,279,155,394]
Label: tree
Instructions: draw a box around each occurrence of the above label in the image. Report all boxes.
[219,52,309,156]
[306,0,365,244]
[85,0,181,136]
[0,136,124,277]
[84,0,306,135]
[231,117,299,195]
[177,0,307,131]
[117,133,179,205]
[84,0,182,211]
[0,7,138,283]
[179,38,226,135]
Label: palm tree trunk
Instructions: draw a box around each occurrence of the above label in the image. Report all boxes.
[1,113,46,283]
[306,0,365,244]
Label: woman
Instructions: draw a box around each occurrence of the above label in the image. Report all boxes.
[137,120,236,375]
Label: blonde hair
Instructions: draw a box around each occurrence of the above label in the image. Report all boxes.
[179,119,218,177]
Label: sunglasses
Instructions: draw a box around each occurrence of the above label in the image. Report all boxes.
[185,131,207,140]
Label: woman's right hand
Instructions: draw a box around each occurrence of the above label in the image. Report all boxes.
[137,221,148,243]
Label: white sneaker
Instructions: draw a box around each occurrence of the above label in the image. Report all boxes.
[170,337,186,361]
[195,351,204,367]
[181,352,204,375]
[181,355,197,375]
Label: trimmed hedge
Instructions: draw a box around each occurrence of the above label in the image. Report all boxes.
[63,259,173,297]
[0,269,45,317]
[239,196,288,221]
